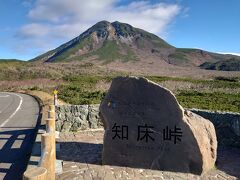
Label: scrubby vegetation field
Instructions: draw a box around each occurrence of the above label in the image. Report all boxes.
[0,60,240,112]
[57,75,240,112]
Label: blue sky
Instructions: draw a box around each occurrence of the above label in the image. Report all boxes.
[0,0,240,60]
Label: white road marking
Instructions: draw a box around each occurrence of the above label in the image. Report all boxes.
[0,93,23,128]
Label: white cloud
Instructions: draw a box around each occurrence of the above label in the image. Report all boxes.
[217,52,240,57]
[28,0,114,23]
[17,0,182,56]
[19,23,50,38]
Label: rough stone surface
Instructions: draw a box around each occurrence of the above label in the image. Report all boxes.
[55,105,102,132]
[100,76,217,175]
[56,131,240,180]
[88,105,102,129]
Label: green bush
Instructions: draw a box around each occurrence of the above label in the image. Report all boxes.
[59,86,106,104]
[29,86,42,91]
[177,91,240,112]
[214,76,239,82]
[58,75,110,104]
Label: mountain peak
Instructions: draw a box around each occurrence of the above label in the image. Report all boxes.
[96,20,110,24]
[92,20,111,28]
[33,21,174,63]
[87,20,135,39]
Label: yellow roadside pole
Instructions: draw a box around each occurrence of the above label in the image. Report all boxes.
[53,90,58,106]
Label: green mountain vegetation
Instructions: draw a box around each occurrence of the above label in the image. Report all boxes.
[200,58,240,71]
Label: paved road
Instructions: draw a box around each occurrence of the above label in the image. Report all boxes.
[0,92,40,180]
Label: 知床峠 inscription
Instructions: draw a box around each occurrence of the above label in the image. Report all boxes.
[111,123,183,144]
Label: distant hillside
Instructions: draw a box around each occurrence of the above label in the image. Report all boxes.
[0,59,23,62]
[0,59,25,68]
[200,58,240,71]
[32,21,240,71]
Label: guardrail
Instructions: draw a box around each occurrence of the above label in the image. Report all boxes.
[23,105,56,180]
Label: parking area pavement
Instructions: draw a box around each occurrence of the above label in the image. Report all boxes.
[57,130,240,180]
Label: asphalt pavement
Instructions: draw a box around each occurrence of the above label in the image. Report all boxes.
[0,92,40,180]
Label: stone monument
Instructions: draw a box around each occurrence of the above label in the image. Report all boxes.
[100,76,217,175]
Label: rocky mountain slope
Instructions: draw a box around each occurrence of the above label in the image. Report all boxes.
[32,21,240,71]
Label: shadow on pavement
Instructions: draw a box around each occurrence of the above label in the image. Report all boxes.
[0,128,36,180]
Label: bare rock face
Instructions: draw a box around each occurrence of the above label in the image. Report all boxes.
[100,76,217,175]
